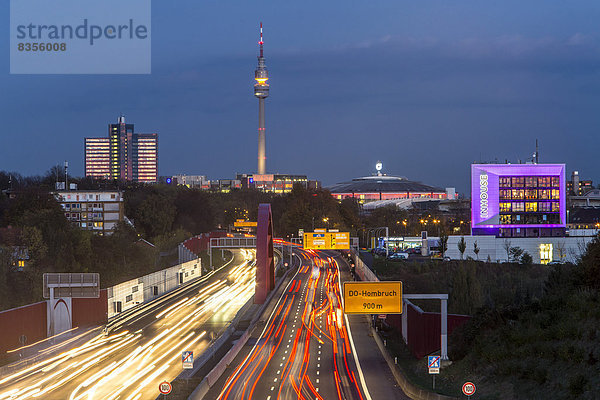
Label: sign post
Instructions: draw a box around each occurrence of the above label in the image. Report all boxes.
[428,355,440,389]
[343,282,403,314]
[462,381,476,397]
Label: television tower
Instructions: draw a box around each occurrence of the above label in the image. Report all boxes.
[254,22,269,174]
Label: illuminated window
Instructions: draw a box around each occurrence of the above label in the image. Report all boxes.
[499,190,511,200]
[552,202,560,212]
[525,189,537,199]
[539,202,551,212]
[538,189,551,200]
[499,177,511,187]
[512,177,524,187]
[513,202,525,212]
[500,202,511,212]
[551,189,560,199]
[500,215,511,224]
[525,202,537,212]
[512,189,524,199]
[540,244,553,264]
[551,176,560,187]
[525,177,538,187]
[18,260,25,267]
[538,177,551,187]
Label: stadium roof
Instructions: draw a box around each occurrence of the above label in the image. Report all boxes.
[327,175,445,194]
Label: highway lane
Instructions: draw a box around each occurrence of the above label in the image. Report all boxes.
[0,249,256,400]
[218,250,370,400]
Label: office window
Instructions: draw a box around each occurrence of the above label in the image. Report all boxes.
[551,176,560,187]
[525,202,538,212]
[551,189,560,199]
[525,189,537,199]
[540,244,553,264]
[552,202,560,212]
[538,189,551,200]
[499,190,511,200]
[512,177,524,187]
[513,202,525,212]
[500,202,511,212]
[538,177,551,187]
[539,202,551,212]
[500,215,511,224]
[512,189,524,199]
[499,177,511,187]
[525,177,538,187]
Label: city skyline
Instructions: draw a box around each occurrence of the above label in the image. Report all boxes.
[2,1,600,194]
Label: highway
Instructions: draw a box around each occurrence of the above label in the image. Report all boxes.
[0,249,256,400]
[217,250,371,400]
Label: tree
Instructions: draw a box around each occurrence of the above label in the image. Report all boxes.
[556,241,566,263]
[520,251,533,265]
[439,231,449,257]
[458,236,467,260]
[509,247,524,263]
[135,194,176,238]
[473,240,480,260]
[503,239,512,262]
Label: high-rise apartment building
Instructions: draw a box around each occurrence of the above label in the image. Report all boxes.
[85,116,158,182]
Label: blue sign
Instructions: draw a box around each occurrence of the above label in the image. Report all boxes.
[182,351,193,369]
[428,355,440,374]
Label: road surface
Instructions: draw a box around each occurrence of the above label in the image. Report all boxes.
[217,250,371,400]
[0,249,256,400]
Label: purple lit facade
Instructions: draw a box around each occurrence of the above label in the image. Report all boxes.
[471,164,566,237]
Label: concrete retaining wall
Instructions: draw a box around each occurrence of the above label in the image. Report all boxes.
[369,317,458,400]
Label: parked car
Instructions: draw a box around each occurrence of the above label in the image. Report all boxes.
[388,252,409,260]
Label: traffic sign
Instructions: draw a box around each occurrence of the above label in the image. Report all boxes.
[462,381,476,396]
[428,355,440,374]
[343,281,403,314]
[182,351,194,369]
[234,220,257,227]
[303,232,350,250]
[159,381,172,395]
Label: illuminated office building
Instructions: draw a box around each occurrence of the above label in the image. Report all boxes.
[84,137,110,179]
[85,115,158,182]
[471,163,566,237]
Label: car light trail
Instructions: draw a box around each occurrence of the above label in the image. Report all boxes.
[0,250,256,400]
[218,250,369,400]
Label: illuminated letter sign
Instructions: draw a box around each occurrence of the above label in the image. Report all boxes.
[479,173,488,219]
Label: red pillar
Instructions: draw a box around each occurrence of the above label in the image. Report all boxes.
[255,203,274,303]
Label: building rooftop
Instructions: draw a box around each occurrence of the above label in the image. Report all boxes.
[328,175,445,194]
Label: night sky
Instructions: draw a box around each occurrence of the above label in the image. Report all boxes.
[1,1,600,195]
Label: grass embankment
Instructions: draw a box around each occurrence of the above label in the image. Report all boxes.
[371,257,600,399]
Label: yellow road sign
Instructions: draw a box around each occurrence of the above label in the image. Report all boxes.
[343,281,403,314]
[330,232,350,250]
[234,220,257,227]
[303,232,330,249]
[303,232,350,250]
